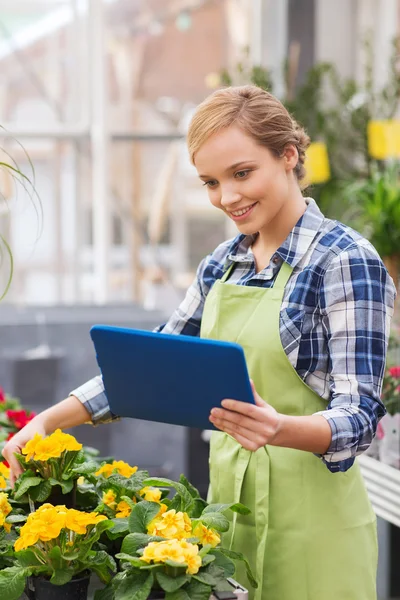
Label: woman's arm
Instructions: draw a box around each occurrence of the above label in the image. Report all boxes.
[2,395,91,484]
[210,244,396,469]
[209,381,332,454]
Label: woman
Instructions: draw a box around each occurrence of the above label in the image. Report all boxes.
[3,86,396,600]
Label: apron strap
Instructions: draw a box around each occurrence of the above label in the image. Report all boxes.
[220,262,236,283]
[273,260,293,291]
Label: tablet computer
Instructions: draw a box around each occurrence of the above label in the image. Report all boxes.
[90,325,254,430]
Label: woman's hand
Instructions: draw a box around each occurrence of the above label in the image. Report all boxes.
[209,380,281,451]
[2,417,47,486]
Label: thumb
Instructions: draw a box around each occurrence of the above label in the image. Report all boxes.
[250,379,266,407]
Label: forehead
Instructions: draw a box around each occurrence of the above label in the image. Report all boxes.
[194,126,265,172]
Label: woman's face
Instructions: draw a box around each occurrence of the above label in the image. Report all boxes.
[194,125,299,236]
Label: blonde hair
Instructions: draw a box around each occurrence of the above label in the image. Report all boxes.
[187,85,310,181]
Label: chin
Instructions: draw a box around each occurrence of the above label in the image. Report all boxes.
[234,222,259,236]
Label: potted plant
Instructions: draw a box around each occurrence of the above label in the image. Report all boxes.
[12,429,100,509]
[343,162,400,288]
[0,502,115,600]
[96,475,257,600]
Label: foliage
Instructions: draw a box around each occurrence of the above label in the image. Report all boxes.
[0,503,115,599]
[342,163,400,258]
[95,476,256,600]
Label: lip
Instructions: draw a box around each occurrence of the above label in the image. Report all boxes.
[228,202,257,221]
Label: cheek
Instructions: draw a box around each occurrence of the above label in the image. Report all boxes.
[208,190,221,208]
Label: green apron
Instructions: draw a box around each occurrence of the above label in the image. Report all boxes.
[200,260,377,600]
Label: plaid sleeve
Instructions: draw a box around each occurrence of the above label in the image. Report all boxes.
[314,243,396,472]
[71,250,226,424]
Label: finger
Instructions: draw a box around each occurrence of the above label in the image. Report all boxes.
[212,422,261,452]
[2,447,23,487]
[210,407,265,435]
[220,398,262,416]
[210,414,263,444]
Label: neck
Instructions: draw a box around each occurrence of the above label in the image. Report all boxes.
[256,188,307,256]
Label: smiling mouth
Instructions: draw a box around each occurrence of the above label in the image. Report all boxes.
[229,203,257,219]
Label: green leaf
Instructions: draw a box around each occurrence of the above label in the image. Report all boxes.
[201,555,215,567]
[191,498,208,518]
[49,478,74,494]
[165,589,190,600]
[114,571,153,600]
[193,564,225,587]
[128,501,161,534]
[0,566,30,600]
[50,569,73,585]
[174,580,212,600]
[208,550,235,579]
[115,553,144,568]
[198,513,229,533]
[5,514,27,523]
[15,549,43,567]
[89,550,116,584]
[202,503,251,515]
[178,474,200,499]
[71,461,98,475]
[94,583,115,600]
[120,533,165,556]
[218,548,258,588]
[13,476,42,499]
[156,570,190,593]
[29,480,52,502]
[142,478,194,514]
[108,518,129,535]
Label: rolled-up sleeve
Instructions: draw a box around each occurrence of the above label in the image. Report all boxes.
[314,242,396,472]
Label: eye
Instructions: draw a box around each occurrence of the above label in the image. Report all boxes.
[202,180,218,188]
[235,170,250,179]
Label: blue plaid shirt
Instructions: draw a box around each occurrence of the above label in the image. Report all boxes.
[71,199,396,473]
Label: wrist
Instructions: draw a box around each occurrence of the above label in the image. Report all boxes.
[269,411,286,446]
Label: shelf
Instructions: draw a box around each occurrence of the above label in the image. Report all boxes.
[358,455,400,527]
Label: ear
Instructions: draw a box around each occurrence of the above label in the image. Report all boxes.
[282,144,299,172]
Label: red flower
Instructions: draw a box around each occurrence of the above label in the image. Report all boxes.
[0,388,5,403]
[6,432,15,441]
[388,366,400,378]
[5,409,35,430]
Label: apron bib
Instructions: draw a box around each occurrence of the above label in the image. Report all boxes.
[200,261,377,600]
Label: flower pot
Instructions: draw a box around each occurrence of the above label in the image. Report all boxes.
[35,481,77,510]
[24,571,90,600]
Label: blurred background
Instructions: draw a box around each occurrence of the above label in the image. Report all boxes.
[0,1,399,597]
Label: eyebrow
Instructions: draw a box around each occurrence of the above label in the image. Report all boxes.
[198,161,256,179]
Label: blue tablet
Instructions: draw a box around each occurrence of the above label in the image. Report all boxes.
[90,325,254,430]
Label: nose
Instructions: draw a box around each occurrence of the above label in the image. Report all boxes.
[220,187,242,209]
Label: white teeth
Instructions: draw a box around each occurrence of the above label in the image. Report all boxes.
[232,204,254,217]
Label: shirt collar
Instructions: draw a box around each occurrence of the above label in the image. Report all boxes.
[226,198,325,269]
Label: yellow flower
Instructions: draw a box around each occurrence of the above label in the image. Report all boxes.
[141,540,186,565]
[0,492,12,517]
[184,551,202,574]
[95,460,138,479]
[14,531,39,552]
[193,523,220,548]
[77,476,85,485]
[147,509,190,540]
[65,508,106,535]
[115,500,131,518]
[22,432,44,461]
[139,486,162,503]
[30,507,66,541]
[0,476,7,489]
[102,490,117,508]
[50,429,82,452]
[0,463,10,479]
